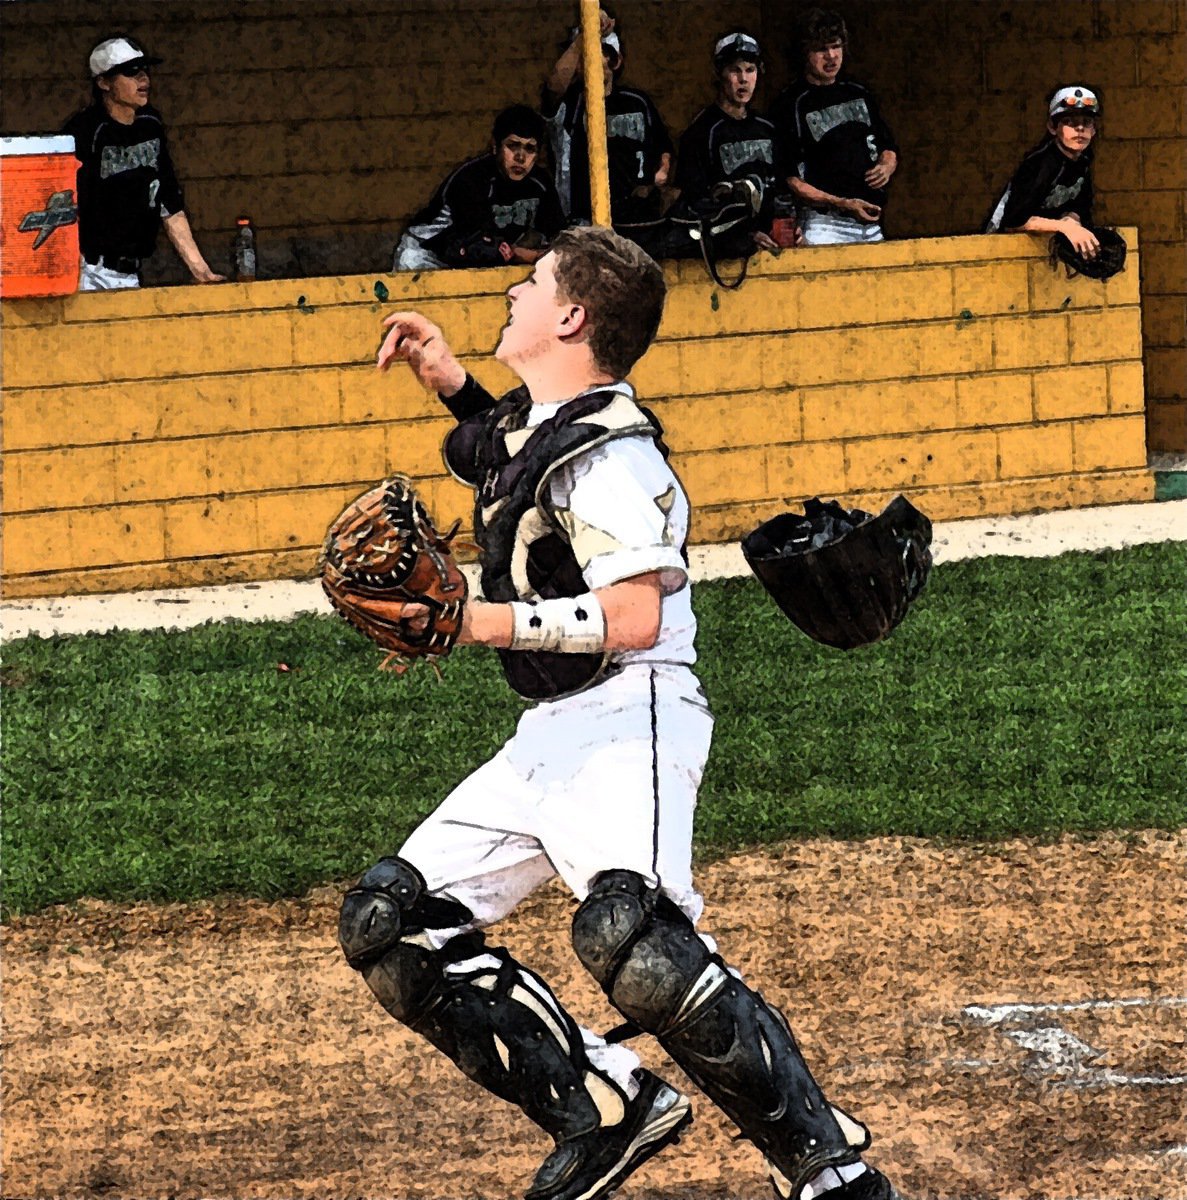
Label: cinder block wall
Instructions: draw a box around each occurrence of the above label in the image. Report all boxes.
[1,232,1151,598]
[797,0,1186,451]
[1,1,1181,451]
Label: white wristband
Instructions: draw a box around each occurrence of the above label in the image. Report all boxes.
[509,594,606,654]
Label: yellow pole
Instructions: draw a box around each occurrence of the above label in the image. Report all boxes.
[579,0,612,227]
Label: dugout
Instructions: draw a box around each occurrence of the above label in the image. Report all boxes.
[0,0,1181,598]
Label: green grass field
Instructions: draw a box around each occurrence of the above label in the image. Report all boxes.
[3,543,1185,918]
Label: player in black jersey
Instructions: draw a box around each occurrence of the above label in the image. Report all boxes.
[63,36,225,292]
[542,8,673,241]
[394,106,566,272]
[985,85,1101,261]
[771,9,898,245]
[669,31,785,259]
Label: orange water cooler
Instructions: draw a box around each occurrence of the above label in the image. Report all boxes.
[0,135,80,298]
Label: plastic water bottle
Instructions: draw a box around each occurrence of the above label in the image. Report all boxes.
[233,216,257,282]
[770,195,799,248]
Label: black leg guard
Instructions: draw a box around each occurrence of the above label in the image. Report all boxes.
[339,857,629,1142]
[572,870,870,1198]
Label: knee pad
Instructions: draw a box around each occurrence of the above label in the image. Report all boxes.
[338,856,473,969]
[571,869,713,1033]
[338,856,475,1024]
[342,858,618,1141]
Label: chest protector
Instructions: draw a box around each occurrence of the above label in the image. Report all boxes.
[452,388,663,701]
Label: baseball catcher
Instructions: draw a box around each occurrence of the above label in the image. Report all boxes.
[338,228,906,1200]
[320,474,467,673]
[743,495,932,649]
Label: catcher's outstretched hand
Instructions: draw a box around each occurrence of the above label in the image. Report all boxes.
[377,311,467,395]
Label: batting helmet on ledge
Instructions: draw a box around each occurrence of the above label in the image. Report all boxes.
[741,495,933,650]
[1049,226,1127,280]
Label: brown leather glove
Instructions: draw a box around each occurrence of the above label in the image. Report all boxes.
[320,475,467,674]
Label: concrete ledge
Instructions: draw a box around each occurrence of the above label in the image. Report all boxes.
[3,499,1183,644]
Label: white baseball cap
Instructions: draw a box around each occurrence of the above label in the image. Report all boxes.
[1049,85,1099,118]
[88,36,163,78]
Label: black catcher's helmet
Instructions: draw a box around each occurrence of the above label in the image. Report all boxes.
[742,494,933,650]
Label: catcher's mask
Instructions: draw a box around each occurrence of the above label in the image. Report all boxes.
[1048,226,1126,280]
[741,495,933,650]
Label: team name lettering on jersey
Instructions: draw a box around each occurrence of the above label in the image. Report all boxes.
[99,138,161,179]
[491,197,541,229]
[607,112,646,142]
[718,138,774,176]
[1044,176,1085,209]
[805,99,871,141]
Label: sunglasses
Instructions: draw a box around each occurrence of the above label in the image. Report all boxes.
[1059,95,1098,109]
[110,63,151,78]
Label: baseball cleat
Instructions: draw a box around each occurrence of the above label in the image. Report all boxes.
[525,1069,693,1200]
[768,1161,906,1200]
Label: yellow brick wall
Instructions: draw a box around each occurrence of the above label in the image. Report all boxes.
[0,232,1152,597]
[825,0,1186,449]
[2,0,1181,448]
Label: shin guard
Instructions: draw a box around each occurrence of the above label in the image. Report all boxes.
[573,870,869,1196]
[340,856,628,1141]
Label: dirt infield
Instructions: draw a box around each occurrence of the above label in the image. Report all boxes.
[4,832,1186,1200]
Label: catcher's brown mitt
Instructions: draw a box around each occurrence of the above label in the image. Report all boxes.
[320,475,467,674]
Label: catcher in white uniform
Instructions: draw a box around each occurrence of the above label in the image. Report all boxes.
[338,226,901,1200]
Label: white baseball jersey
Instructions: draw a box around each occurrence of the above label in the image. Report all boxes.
[525,383,697,670]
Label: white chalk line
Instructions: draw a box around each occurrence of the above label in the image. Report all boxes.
[830,995,1187,1176]
[960,996,1187,1092]
[831,997,1187,1088]
[963,996,1187,1023]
